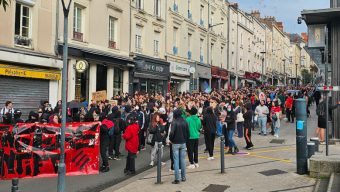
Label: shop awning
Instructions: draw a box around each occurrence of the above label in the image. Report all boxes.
[301,8,340,25]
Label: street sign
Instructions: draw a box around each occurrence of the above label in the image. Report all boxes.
[317,86,340,91]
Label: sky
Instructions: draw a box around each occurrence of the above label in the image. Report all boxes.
[233,0,330,34]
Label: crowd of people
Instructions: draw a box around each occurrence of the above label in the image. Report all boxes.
[1,85,328,184]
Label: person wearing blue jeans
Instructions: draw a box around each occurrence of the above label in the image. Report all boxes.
[169,109,189,184]
[255,100,269,136]
[225,105,239,155]
[172,143,187,182]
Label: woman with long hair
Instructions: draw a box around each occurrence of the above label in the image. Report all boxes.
[148,113,166,166]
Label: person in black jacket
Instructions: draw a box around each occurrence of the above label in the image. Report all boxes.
[203,107,217,160]
[107,107,124,160]
[169,109,189,184]
[149,113,166,166]
[243,103,254,150]
[225,105,238,155]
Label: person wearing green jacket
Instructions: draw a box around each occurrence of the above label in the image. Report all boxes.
[186,107,202,169]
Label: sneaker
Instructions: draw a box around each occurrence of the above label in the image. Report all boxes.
[207,157,215,160]
[169,169,174,172]
[141,147,146,151]
[274,134,279,138]
[172,180,180,184]
[100,166,110,173]
[108,156,114,160]
[204,149,208,153]
[187,164,195,169]
[263,134,267,136]
[320,142,326,145]
[247,146,253,150]
[194,163,199,168]
[161,162,166,166]
[258,132,262,135]
[150,161,154,166]
[181,178,186,182]
[113,156,121,160]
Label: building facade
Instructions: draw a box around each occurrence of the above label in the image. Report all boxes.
[0,0,62,117]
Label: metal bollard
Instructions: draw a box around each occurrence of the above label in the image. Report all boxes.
[295,99,308,175]
[310,137,320,152]
[307,142,315,159]
[11,179,19,192]
[156,142,162,184]
[220,136,225,174]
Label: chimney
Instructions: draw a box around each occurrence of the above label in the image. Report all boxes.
[251,10,261,18]
[301,32,308,42]
[230,3,238,9]
[276,22,284,32]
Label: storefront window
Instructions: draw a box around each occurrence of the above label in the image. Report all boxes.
[140,79,147,93]
[97,64,107,91]
[75,70,89,101]
[113,68,123,96]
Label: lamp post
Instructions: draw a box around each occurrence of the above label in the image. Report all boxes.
[282,59,286,86]
[295,63,298,87]
[58,1,72,192]
[260,51,266,86]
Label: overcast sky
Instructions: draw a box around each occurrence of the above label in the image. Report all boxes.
[233,0,330,34]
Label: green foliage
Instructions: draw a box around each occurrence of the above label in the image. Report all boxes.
[0,0,11,11]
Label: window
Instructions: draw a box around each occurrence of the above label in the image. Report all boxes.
[109,16,117,49]
[188,33,192,59]
[154,31,160,56]
[136,0,144,10]
[200,5,204,26]
[155,0,161,17]
[188,0,192,19]
[221,47,224,67]
[173,0,178,12]
[173,27,178,55]
[210,12,214,27]
[200,38,204,61]
[113,68,123,96]
[210,43,214,65]
[15,3,32,47]
[135,25,142,53]
[73,4,83,41]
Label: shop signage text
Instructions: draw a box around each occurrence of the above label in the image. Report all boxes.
[0,65,60,80]
[170,62,190,76]
[143,63,164,73]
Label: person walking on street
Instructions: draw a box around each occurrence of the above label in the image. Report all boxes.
[169,109,189,184]
[149,113,166,166]
[243,103,254,150]
[285,93,294,123]
[122,114,139,175]
[271,101,281,138]
[203,107,217,160]
[255,100,269,136]
[225,105,238,155]
[186,107,202,169]
[99,118,114,172]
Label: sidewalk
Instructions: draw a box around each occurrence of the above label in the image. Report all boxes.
[102,105,339,192]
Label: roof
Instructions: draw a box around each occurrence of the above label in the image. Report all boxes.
[301,8,340,25]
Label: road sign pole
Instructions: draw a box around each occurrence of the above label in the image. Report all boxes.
[295,98,308,175]
[324,26,329,156]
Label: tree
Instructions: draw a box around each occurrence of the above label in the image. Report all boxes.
[0,0,11,11]
[301,69,313,85]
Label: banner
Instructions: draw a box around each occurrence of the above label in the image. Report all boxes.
[0,122,100,180]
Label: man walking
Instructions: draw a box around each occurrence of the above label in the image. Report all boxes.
[255,100,269,136]
[186,107,201,169]
[169,109,189,184]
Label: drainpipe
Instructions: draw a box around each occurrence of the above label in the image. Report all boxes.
[207,0,210,87]
[129,0,132,55]
[226,3,230,89]
[55,0,60,55]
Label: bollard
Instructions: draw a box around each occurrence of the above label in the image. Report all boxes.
[307,142,315,159]
[310,137,320,152]
[11,179,19,192]
[156,142,162,184]
[295,99,308,175]
[220,136,225,174]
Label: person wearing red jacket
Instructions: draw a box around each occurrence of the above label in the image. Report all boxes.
[122,114,139,175]
[285,93,294,123]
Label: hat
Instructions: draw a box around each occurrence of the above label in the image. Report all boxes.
[159,108,166,114]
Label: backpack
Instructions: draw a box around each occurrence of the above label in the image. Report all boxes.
[316,102,325,117]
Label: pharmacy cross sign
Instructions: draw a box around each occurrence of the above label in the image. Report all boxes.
[317,86,340,91]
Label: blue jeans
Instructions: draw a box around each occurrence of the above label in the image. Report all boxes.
[228,129,236,148]
[258,117,267,135]
[172,143,186,181]
[274,127,280,136]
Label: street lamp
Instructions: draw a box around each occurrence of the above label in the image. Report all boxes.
[58,1,72,192]
[295,63,298,87]
[282,59,286,86]
[260,51,266,86]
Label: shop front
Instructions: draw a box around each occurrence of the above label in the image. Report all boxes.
[0,63,61,118]
[191,62,211,92]
[245,72,261,88]
[170,61,192,94]
[211,66,228,90]
[133,55,170,95]
[59,44,133,102]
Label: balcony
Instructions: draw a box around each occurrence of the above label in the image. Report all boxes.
[173,46,178,55]
[173,4,178,12]
[73,31,83,42]
[108,41,117,49]
[188,51,192,60]
[14,35,32,48]
[200,55,204,63]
